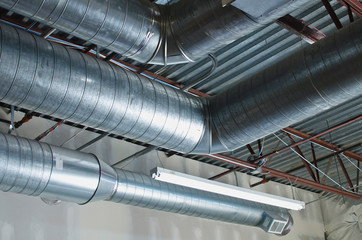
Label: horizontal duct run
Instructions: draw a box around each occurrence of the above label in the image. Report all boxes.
[0,0,310,65]
[0,20,361,154]
[0,132,293,235]
[0,22,205,153]
[206,19,362,153]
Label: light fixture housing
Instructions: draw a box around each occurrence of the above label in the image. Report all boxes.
[151,167,305,211]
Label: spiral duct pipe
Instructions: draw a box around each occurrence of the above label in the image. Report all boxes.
[0,20,362,153]
[0,0,310,65]
[0,132,293,234]
[202,19,362,153]
[0,22,205,153]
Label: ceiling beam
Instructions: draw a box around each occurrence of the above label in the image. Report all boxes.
[283,118,362,162]
[336,154,355,191]
[321,0,343,29]
[206,154,361,199]
[246,115,362,164]
[311,143,321,182]
[337,0,362,18]
[276,14,326,44]
[286,133,318,182]
[246,144,256,155]
[251,143,359,188]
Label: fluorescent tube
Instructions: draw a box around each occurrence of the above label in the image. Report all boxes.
[151,167,305,211]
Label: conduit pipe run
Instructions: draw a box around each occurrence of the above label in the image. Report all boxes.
[0,20,361,154]
[0,0,310,65]
[0,132,293,235]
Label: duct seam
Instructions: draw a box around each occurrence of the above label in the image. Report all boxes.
[0,0,311,65]
[0,9,361,154]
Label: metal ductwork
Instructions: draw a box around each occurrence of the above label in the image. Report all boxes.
[0,20,361,154]
[0,132,293,235]
[202,19,362,153]
[0,0,310,65]
[0,22,205,153]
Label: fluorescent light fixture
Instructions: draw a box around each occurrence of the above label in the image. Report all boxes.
[151,167,305,211]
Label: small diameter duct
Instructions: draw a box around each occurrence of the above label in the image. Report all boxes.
[0,0,310,65]
[0,20,361,154]
[0,132,293,235]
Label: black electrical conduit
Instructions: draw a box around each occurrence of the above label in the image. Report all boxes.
[0,20,361,154]
[0,0,311,65]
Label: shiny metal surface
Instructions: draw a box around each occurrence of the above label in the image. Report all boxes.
[0,133,100,203]
[0,133,292,234]
[0,133,52,196]
[149,1,348,95]
[158,0,310,65]
[0,0,310,65]
[111,168,291,233]
[44,145,100,203]
[92,159,118,202]
[0,20,361,154]
[0,0,162,64]
[200,19,362,153]
[0,22,205,153]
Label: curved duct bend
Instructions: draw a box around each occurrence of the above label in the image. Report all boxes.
[0,133,293,235]
[194,19,362,153]
[0,0,310,65]
[0,20,362,153]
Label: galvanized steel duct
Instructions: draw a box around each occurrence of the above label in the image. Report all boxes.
[202,19,362,153]
[0,132,293,234]
[0,0,310,65]
[0,20,362,154]
[0,22,205,153]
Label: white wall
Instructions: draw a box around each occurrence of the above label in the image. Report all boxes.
[0,110,330,240]
[320,196,361,240]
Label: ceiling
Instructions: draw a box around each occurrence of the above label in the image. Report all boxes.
[0,0,360,200]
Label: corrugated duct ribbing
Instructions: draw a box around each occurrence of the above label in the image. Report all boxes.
[0,23,205,153]
[0,0,310,65]
[207,19,362,152]
[0,132,292,234]
[0,0,163,64]
[0,133,53,196]
[0,20,362,154]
